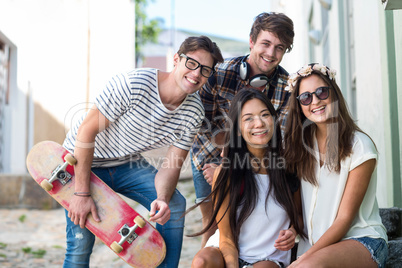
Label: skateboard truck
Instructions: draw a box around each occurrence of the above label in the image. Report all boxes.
[110,216,146,253]
[40,154,77,191]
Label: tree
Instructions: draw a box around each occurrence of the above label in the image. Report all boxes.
[135,0,162,66]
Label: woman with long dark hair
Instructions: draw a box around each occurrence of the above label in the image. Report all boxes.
[190,88,304,268]
[284,63,388,267]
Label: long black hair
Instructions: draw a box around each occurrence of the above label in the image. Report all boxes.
[188,88,305,250]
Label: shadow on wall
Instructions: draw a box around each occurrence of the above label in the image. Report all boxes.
[33,101,67,145]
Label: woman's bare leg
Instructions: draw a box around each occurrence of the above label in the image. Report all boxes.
[295,240,377,268]
[192,247,224,268]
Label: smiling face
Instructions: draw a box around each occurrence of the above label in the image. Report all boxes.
[240,98,274,155]
[298,74,333,125]
[173,49,214,95]
[248,30,286,77]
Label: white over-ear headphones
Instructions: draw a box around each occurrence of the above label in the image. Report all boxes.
[239,55,269,88]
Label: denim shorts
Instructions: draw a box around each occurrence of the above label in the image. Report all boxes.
[239,258,284,268]
[190,156,212,203]
[348,237,388,268]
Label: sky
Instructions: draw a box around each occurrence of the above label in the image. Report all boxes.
[145,0,273,42]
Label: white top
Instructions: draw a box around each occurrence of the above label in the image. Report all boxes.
[297,131,388,256]
[206,173,291,266]
[63,68,204,167]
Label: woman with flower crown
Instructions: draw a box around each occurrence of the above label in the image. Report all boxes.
[283,63,388,267]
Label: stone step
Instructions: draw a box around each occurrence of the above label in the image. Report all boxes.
[380,207,402,239]
[380,208,402,267]
[387,238,402,268]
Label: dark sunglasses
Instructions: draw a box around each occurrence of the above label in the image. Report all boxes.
[296,87,330,106]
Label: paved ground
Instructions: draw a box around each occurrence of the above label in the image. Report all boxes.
[0,178,203,267]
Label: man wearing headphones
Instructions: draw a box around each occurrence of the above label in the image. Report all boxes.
[190,12,295,247]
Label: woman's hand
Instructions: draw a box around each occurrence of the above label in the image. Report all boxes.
[274,228,296,251]
[202,163,219,185]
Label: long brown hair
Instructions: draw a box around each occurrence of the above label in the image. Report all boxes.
[284,66,370,185]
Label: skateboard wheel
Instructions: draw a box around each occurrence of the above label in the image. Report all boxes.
[134,216,146,228]
[111,241,123,253]
[40,179,53,191]
[64,154,77,166]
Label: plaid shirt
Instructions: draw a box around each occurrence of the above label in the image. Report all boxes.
[191,56,291,170]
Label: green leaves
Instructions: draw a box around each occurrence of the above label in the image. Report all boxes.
[135,0,162,65]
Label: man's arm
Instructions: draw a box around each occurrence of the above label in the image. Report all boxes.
[199,76,218,126]
[68,104,110,228]
[197,76,225,147]
[148,145,188,225]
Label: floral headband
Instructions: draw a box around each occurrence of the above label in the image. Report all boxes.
[285,63,337,92]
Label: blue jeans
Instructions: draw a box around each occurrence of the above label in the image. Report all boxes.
[190,157,212,204]
[63,158,186,268]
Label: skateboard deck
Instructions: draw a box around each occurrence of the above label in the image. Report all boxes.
[26,141,166,268]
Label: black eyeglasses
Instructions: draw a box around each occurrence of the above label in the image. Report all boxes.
[180,54,214,78]
[296,87,330,106]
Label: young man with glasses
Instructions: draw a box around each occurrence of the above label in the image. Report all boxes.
[190,12,295,247]
[62,35,223,268]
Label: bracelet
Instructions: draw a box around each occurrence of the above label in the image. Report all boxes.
[74,192,91,197]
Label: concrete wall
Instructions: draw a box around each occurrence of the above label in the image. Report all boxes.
[0,174,60,209]
[352,0,389,206]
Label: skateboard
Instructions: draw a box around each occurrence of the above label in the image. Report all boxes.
[26,141,166,268]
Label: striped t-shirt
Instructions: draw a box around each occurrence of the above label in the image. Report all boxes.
[63,68,205,167]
